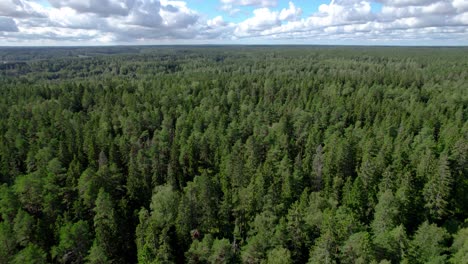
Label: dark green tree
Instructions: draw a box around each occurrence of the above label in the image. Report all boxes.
[51,220,92,264]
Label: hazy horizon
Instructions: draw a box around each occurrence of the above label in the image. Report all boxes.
[0,44,467,48]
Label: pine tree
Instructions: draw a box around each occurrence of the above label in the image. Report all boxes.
[450,227,468,264]
[51,220,92,264]
[0,222,16,263]
[340,232,375,264]
[12,243,47,264]
[409,221,449,263]
[92,189,118,261]
[423,154,452,220]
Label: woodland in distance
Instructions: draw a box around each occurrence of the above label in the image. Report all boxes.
[0,46,467,264]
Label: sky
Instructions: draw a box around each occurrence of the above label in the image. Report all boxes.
[0,0,467,46]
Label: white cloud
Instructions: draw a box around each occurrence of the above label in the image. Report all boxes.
[230,0,468,44]
[279,2,302,21]
[47,7,106,29]
[381,1,455,19]
[126,0,163,28]
[219,4,242,16]
[0,16,19,32]
[219,0,277,18]
[453,0,468,12]
[452,12,468,24]
[208,16,227,27]
[234,1,301,36]
[48,0,134,17]
[235,8,279,35]
[376,0,439,7]
[0,0,466,45]
[0,0,46,18]
[220,0,277,7]
[159,0,198,28]
[0,0,209,43]
[317,0,373,24]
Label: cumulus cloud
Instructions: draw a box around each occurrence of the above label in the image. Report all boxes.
[0,0,46,18]
[48,0,134,17]
[236,8,279,34]
[219,0,279,18]
[219,0,278,17]
[452,12,468,25]
[381,1,456,19]
[315,0,374,25]
[235,2,301,36]
[452,0,468,12]
[47,7,107,29]
[0,0,466,45]
[1,0,208,43]
[220,0,277,7]
[219,5,241,17]
[208,16,227,27]
[231,0,468,44]
[279,2,302,21]
[376,0,440,7]
[126,0,163,28]
[103,0,201,41]
[159,0,198,29]
[0,16,19,32]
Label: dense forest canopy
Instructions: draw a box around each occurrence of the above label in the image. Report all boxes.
[0,46,467,263]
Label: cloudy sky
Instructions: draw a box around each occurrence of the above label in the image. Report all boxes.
[0,0,467,45]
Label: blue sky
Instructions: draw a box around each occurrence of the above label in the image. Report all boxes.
[0,0,466,45]
[192,0,382,23]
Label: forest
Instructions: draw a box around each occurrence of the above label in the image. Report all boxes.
[0,46,467,264]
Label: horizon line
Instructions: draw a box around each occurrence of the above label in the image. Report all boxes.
[0,44,467,48]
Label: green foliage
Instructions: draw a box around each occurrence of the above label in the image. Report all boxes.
[13,209,36,246]
[186,234,214,263]
[0,183,19,221]
[87,240,110,264]
[450,227,468,264]
[93,189,118,261]
[423,154,453,220]
[308,228,337,264]
[264,247,292,264]
[373,225,408,263]
[241,210,283,263]
[51,220,92,263]
[177,172,221,242]
[77,167,99,208]
[372,190,400,237]
[209,238,235,264]
[150,185,180,228]
[0,221,16,263]
[340,232,375,264]
[185,234,236,264]
[409,221,449,264]
[0,46,466,263]
[13,172,44,214]
[11,243,47,264]
[136,185,180,263]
